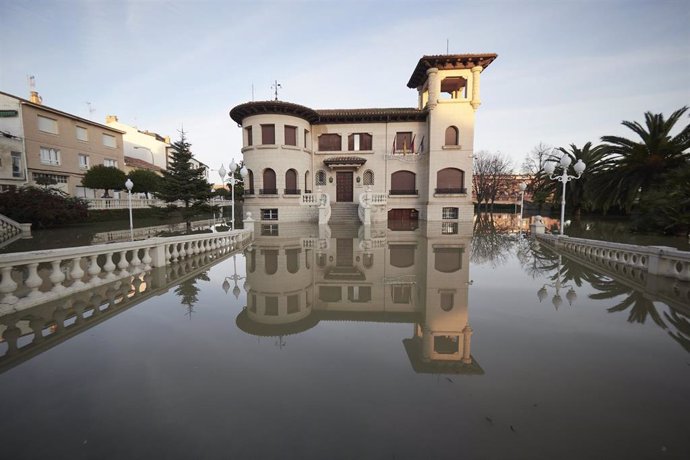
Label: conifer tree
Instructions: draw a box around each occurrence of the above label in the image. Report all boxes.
[157,131,211,218]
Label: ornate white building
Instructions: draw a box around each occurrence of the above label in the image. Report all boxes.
[229,53,497,225]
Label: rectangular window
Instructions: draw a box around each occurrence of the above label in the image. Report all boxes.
[104,158,118,168]
[304,129,309,148]
[395,132,413,152]
[37,115,58,134]
[284,126,297,146]
[261,208,278,221]
[348,133,372,151]
[260,224,279,236]
[78,154,90,169]
[287,295,299,314]
[265,297,279,316]
[40,147,60,165]
[261,124,275,144]
[76,126,88,141]
[441,222,459,235]
[33,172,68,184]
[442,207,459,219]
[102,133,116,148]
[392,285,411,304]
[318,133,341,151]
[11,152,22,178]
[245,126,253,146]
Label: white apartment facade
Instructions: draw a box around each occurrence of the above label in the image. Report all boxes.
[229,53,497,225]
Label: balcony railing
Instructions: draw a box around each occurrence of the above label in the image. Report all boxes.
[435,187,467,194]
[259,188,278,195]
[283,188,301,195]
[245,189,255,195]
[389,189,418,195]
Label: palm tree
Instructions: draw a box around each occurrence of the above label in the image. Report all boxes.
[594,106,690,212]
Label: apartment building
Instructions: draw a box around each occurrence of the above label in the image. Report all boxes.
[105,115,169,172]
[0,94,27,190]
[0,90,125,197]
[229,53,497,225]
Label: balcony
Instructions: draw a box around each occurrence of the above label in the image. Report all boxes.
[259,188,278,195]
[245,189,255,195]
[389,189,418,196]
[435,187,467,194]
[283,188,301,195]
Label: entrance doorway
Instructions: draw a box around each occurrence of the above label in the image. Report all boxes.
[336,171,353,202]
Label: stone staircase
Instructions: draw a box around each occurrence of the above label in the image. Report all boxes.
[329,203,360,223]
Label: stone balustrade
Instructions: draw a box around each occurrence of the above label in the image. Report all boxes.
[85,198,234,210]
[1,213,31,242]
[0,229,253,311]
[536,234,690,282]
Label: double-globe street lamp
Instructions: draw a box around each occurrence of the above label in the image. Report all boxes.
[218,159,249,230]
[125,178,134,241]
[543,155,586,235]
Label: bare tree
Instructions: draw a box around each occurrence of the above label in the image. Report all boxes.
[521,142,552,176]
[473,150,513,212]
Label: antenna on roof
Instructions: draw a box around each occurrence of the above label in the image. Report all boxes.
[28,75,36,91]
[86,102,96,119]
[271,80,282,101]
[446,39,449,54]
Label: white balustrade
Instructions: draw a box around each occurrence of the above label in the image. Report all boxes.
[536,234,690,282]
[0,229,253,310]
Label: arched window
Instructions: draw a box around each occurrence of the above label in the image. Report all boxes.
[315,170,327,186]
[286,248,301,274]
[434,247,463,273]
[390,170,416,195]
[247,169,255,194]
[390,244,415,268]
[436,168,465,194]
[445,126,459,146]
[262,168,276,194]
[304,170,310,192]
[285,169,298,194]
[363,169,374,186]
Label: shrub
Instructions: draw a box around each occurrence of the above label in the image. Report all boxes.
[0,186,89,229]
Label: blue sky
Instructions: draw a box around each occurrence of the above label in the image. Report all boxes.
[1,0,688,178]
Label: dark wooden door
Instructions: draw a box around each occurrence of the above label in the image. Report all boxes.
[336,172,353,202]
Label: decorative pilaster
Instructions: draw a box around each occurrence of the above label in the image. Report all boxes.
[426,68,440,109]
[470,66,483,110]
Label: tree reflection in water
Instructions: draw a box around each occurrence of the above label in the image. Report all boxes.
[174,272,211,319]
[471,212,514,267]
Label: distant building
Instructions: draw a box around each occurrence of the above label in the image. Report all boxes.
[230,53,497,225]
[105,115,170,172]
[0,90,125,197]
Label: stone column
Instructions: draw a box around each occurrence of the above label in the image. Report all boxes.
[470,66,483,110]
[426,68,440,109]
[462,324,473,363]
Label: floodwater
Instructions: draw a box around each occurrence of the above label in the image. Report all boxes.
[0,220,688,459]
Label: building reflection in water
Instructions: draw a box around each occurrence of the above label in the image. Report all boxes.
[237,221,483,375]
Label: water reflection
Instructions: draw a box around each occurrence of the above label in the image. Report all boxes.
[524,236,690,352]
[239,221,483,374]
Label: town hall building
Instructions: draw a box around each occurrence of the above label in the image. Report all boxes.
[229,53,497,226]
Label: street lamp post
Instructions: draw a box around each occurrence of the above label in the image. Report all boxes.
[543,155,586,235]
[219,160,249,230]
[518,182,527,231]
[125,178,134,241]
[221,254,246,299]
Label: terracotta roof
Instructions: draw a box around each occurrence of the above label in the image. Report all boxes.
[407,53,498,88]
[124,156,163,172]
[315,107,427,123]
[229,100,319,124]
[229,100,427,125]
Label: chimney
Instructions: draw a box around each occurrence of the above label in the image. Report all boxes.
[29,91,42,105]
[164,136,171,144]
[106,115,118,123]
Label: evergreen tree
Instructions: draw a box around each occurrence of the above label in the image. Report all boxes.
[157,131,212,221]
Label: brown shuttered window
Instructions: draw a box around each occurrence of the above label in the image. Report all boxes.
[245,126,253,146]
[395,132,413,152]
[318,133,341,151]
[261,124,275,145]
[284,126,297,146]
[348,133,372,151]
[390,170,416,193]
[445,126,459,146]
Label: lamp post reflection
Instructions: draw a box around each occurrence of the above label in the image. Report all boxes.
[537,255,577,310]
[222,254,246,299]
